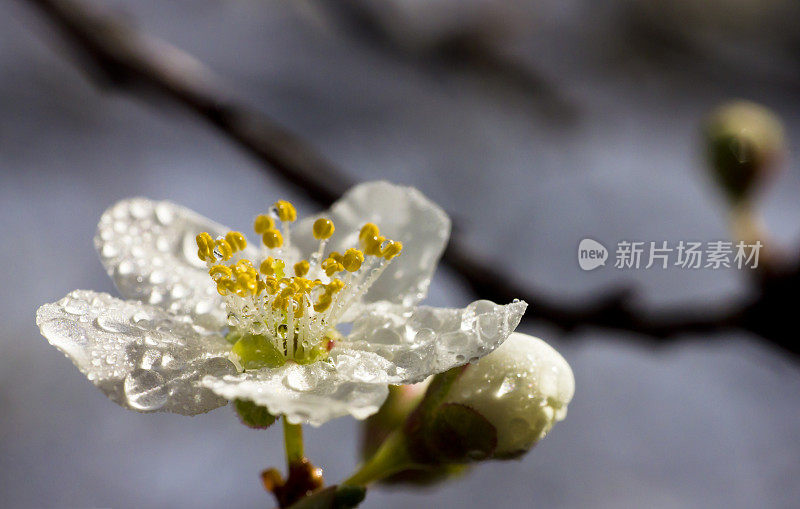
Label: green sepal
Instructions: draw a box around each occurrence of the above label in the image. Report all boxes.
[231,333,285,370]
[234,398,276,429]
[707,133,759,203]
[286,485,366,509]
[427,403,497,462]
[403,367,498,464]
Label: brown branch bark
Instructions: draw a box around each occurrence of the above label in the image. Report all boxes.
[20,0,798,353]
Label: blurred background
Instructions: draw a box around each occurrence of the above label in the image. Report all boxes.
[2,0,800,507]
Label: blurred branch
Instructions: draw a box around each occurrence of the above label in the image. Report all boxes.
[307,0,577,122]
[21,0,800,354]
[25,0,349,205]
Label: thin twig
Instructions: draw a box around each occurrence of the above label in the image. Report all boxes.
[22,0,799,353]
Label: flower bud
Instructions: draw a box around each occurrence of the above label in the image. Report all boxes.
[703,100,785,204]
[346,334,573,487]
[442,332,574,458]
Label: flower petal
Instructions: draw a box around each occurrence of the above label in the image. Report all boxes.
[95,198,257,329]
[344,299,528,384]
[36,290,237,415]
[293,181,450,307]
[201,349,392,426]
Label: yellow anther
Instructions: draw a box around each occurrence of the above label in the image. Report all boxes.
[273,200,297,222]
[262,229,283,249]
[325,262,344,277]
[294,260,310,277]
[362,235,385,257]
[271,297,287,311]
[233,260,257,279]
[263,277,280,294]
[196,232,213,250]
[326,279,345,294]
[196,232,215,261]
[214,239,234,261]
[253,214,275,234]
[359,223,379,243]
[312,218,335,240]
[236,258,253,267]
[236,275,257,296]
[209,264,232,280]
[314,293,332,313]
[342,248,364,272]
[260,257,277,276]
[225,231,247,252]
[216,278,236,296]
[382,241,403,260]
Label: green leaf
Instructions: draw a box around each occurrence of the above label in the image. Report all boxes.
[427,403,497,463]
[234,398,276,429]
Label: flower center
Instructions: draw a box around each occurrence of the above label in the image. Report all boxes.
[196,200,402,368]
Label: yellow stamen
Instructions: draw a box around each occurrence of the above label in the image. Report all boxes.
[209,264,232,280]
[263,276,280,294]
[325,262,344,277]
[262,229,283,249]
[362,235,385,257]
[314,293,332,313]
[215,239,234,261]
[342,248,364,272]
[273,200,297,222]
[312,218,335,240]
[216,277,235,296]
[259,257,279,276]
[294,260,310,277]
[225,231,247,252]
[253,214,275,234]
[326,279,345,294]
[382,241,403,260]
[196,232,215,262]
[359,223,379,243]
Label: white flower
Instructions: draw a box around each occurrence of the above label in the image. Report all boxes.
[37,181,527,426]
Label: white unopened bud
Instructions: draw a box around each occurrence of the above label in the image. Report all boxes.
[444,332,575,457]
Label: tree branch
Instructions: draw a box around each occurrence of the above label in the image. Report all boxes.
[21,0,799,354]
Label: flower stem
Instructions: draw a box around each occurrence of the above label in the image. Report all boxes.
[283,417,304,466]
[343,431,419,487]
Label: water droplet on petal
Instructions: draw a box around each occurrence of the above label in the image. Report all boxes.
[129,201,152,219]
[101,244,119,258]
[369,327,401,345]
[149,271,165,285]
[155,203,175,225]
[117,260,134,276]
[284,369,316,391]
[124,368,168,411]
[155,236,170,252]
[63,299,89,315]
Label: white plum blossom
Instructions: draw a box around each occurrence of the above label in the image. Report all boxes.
[37,181,527,426]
